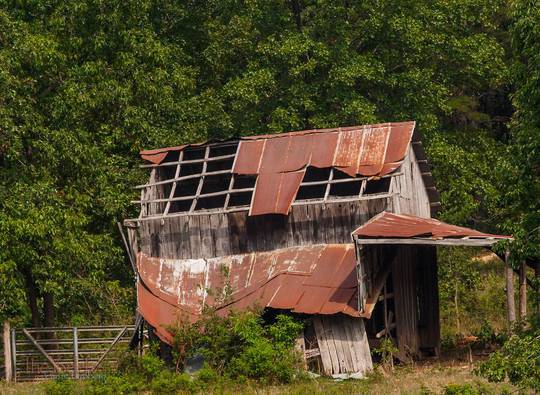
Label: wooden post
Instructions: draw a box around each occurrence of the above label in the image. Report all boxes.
[519,262,527,320]
[505,251,516,328]
[10,328,16,382]
[73,327,79,379]
[536,261,540,314]
[3,321,12,382]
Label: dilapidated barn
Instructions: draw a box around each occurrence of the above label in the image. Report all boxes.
[123,121,510,377]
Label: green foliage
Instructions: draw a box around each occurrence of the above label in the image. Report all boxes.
[171,309,304,384]
[442,382,492,395]
[0,0,520,330]
[372,337,398,370]
[476,319,540,391]
[502,0,540,266]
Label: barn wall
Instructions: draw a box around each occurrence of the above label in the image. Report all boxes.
[391,146,431,218]
[139,198,389,259]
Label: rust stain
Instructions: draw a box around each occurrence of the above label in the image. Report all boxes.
[137,244,361,343]
[352,212,513,239]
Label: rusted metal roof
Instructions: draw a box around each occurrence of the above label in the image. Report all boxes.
[136,244,360,343]
[352,212,512,240]
[140,122,416,216]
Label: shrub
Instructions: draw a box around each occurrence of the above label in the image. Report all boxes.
[442,383,486,395]
[171,309,304,384]
[475,317,540,391]
[43,375,78,395]
[149,371,195,394]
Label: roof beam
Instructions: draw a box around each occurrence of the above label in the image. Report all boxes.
[353,238,505,247]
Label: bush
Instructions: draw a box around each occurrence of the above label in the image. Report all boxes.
[149,371,195,394]
[442,384,485,395]
[475,317,540,391]
[171,309,304,384]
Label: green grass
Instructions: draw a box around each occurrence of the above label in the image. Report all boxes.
[0,360,516,395]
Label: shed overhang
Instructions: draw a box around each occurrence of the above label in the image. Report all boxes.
[351,212,512,247]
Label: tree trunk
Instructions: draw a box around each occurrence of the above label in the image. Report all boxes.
[289,0,302,31]
[43,292,55,328]
[505,252,516,329]
[535,261,540,314]
[454,284,461,334]
[43,292,57,350]
[23,271,41,328]
[519,261,527,320]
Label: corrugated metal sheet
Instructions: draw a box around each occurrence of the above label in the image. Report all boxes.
[140,122,416,216]
[137,244,360,343]
[140,145,187,164]
[352,212,512,239]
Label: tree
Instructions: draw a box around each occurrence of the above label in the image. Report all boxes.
[0,0,513,325]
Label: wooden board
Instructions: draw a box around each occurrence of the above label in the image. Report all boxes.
[139,198,389,259]
[312,315,373,377]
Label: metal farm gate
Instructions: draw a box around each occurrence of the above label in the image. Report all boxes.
[2,323,143,382]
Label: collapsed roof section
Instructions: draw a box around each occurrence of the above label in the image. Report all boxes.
[137,122,419,217]
[137,244,360,343]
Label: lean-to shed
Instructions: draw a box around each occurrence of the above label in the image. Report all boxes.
[123,121,510,377]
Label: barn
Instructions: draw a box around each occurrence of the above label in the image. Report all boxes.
[122,121,510,377]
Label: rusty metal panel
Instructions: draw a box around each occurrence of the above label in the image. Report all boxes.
[250,170,305,216]
[137,244,363,343]
[292,287,334,314]
[302,245,352,287]
[258,136,292,174]
[334,129,365,175]
[233,140,265,174]
[352,212,512,239]
[284,134,314,172]
[310,132,339,168]
[269,275,306,309]
[356,126,391,176]
[386,123,413,163]
[137,283,198,343]
[319,288,357,314]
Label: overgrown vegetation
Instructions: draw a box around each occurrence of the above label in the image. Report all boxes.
[40,309,304,394]
[170,309,304,383]
[1,0,528,328]
[476,317,540,392]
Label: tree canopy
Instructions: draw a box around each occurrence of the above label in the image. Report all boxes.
[0,0,536,326]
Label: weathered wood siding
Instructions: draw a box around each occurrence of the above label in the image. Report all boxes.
[313,315,372,377]
[139,199,389,259]
[391,146,431,218]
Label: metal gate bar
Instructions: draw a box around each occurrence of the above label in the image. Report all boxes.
[3,324,141,382]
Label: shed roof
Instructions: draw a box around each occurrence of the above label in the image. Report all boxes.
[352,212,511,246]
[136,244,361,343]
[138,122,435,216]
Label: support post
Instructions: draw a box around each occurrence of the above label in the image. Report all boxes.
[3,322,12,382]
[10,328,16,382]
[505,251,516,329]
[73,327,79,379]
[519,262,527,320]
[535,261,540,315]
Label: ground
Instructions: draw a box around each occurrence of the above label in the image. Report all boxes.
[0,359,517,394]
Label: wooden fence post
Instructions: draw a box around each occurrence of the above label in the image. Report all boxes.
[519,262,527,320]
[73,327,79,379]
[10,328,16,382]
[3,321,12,382]
[505,251,516,329]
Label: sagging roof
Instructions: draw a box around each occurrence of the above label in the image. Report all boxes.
[352,212,511,246]
[137,244,360,343]
[139,122,417,216]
